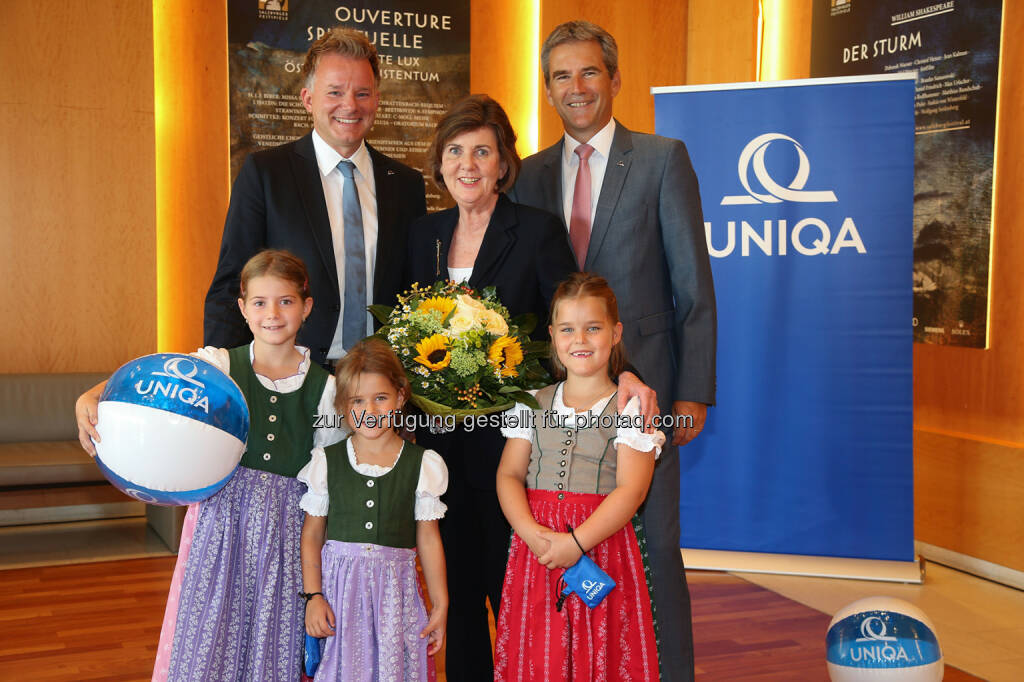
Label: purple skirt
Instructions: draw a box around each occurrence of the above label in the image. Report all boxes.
[315,540,435,682]
[167,466,305,682]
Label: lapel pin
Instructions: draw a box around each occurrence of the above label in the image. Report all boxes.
[616,161,625,167]
[386,169,396,175]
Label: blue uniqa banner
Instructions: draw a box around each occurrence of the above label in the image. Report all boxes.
[654,75,916,561]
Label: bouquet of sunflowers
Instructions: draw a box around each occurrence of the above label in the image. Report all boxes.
[370,280,550,418]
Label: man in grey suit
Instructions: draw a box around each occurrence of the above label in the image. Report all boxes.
[510,20,716,681]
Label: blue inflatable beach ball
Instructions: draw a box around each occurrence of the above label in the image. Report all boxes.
[94,353,249,506]
[826,596,943,682]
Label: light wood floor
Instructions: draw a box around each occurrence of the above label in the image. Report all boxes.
[0,557,987,681]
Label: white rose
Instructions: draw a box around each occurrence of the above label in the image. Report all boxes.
[447,310,478,334]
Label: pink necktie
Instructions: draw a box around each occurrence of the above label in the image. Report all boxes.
[569,143,594,269]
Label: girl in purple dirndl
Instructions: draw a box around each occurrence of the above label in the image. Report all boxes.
[299,338,448,682]
[74,250,346,682]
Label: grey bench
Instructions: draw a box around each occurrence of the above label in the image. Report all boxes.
[0,373,183,550]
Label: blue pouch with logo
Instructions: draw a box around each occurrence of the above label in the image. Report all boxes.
[303,634,322,677]
[558,554,616,609]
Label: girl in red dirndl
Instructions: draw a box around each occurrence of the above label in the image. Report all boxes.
[495,273,663,681]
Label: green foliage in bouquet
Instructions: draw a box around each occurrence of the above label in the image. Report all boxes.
[370,280,550,418]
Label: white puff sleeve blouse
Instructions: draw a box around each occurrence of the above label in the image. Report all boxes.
[499,385,664,457]
[297,439,448,520]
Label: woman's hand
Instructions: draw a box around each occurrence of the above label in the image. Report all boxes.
[419,604,447,655]
[305,595,336,638]
[536,530,583,569]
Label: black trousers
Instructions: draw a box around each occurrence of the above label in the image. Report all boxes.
[640,442,696,681]
[418,425,509,681]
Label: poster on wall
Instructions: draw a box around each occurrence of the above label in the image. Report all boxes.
[811,1,1003,348]
[228,0,470,210]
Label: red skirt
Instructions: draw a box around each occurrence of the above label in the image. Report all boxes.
[494,489,659,681]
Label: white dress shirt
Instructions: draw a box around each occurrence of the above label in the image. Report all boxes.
[311,131,378,359]
[447,266,472,283]
[560,119,617,231]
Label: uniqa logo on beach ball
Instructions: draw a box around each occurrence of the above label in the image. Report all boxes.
[93,353,249,506]
[826,596,942,682]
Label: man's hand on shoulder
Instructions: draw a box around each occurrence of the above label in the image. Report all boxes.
[616,371,657,432]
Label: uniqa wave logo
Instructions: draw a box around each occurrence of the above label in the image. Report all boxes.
[134,356,211,413]
[827,610,941,668]
[850,615,911,663]
[721,133,838,205]
[856,615,898,643]
[706,133,865,258]
[581,579,606,600]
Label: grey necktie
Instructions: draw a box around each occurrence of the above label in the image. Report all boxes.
[337,160,366,351]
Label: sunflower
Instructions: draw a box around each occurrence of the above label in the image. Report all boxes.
[418,296,457,318]
[414,334,452,371]
[487,335,524,377]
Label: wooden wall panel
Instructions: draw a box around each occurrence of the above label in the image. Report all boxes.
[758,0,812,80]
[0,1,155,373]
[915,430,1024,572]
[155,3,230,355]
[686,0,758,85]
[470,1,537,157]
[538,1,690,145]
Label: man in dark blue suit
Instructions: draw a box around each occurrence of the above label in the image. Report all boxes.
[511,20,717,682]
[205,27,426,365]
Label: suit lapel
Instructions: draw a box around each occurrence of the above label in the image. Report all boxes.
[539,141,566,226]
[291,134,338,287]
[468,195,517,289]
[586,122,633,270]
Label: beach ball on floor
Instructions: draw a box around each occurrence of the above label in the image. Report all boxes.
[94,353,248,506]
[826,596,943,681]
